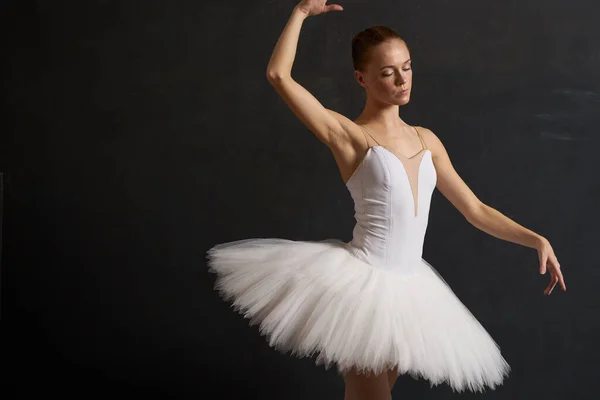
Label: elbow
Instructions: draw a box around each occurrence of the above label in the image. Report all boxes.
[465,202,487,227]
[266,69,282,83]
[266,69,291,84]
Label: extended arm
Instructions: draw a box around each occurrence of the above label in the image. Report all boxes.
[422,127,566,295]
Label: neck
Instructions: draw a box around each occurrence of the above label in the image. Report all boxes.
[356,96,409,132]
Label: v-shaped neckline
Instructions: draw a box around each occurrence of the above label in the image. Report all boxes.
[376,146,429,217]
[345,146,431,218]
[378,146,427,160]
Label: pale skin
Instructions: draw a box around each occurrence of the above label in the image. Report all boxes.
[266,1,566,399]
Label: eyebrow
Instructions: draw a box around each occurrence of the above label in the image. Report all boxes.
[380,59,411,69]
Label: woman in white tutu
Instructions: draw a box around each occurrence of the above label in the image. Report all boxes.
[207,1,567,398]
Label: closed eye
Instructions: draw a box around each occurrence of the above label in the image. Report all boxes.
[383,67,411,77]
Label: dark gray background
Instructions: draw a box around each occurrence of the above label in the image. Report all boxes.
[2,0,598,398]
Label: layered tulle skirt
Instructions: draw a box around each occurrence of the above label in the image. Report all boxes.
[206,238,510,393]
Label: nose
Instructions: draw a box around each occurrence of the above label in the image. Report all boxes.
[395,73,407,85]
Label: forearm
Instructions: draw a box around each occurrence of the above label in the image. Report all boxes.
[468,204,544,249]
[266,6,309,79]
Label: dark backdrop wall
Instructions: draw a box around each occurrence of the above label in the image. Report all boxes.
[2,0,598,398]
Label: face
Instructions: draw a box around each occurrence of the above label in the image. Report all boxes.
[355,39,412,105]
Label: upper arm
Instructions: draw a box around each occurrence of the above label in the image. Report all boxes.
[421,127,484,221]
[267,74,350,146]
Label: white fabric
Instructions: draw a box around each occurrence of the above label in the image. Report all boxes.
[207,145,510,393]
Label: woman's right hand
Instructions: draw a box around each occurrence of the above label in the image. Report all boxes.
[296,0,344,17]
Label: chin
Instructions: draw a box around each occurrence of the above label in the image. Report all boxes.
[391,92,410,105]
[395,97,410,106]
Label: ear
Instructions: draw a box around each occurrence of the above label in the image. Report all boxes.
[354,70,366,88]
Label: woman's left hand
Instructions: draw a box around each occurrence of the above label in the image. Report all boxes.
[536,236,566,295]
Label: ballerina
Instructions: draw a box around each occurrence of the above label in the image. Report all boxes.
[207,1,566,399]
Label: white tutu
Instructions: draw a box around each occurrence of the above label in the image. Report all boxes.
[206,237,510,393]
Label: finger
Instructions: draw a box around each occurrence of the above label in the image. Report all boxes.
[544,279,552,294]
[539,254,547,275]
[553,259,566,291]
[558,270,567,291]
[325,4,344,12]
[548,276,558,295]
[548,258,566,292]
[544,276,557,295]
[549,280,557,295]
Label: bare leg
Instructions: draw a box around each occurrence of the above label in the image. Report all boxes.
[343,367,393,400]
[387,366,400,391]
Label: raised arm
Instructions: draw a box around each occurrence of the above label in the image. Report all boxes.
[266,2,346,146]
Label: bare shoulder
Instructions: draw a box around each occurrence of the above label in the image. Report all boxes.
[415,126,484,220]
[415,126,459,173]
[414,126,447,159]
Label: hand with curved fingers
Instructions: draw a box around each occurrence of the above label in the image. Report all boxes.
[296,0,344,17]
[537,236,566,295]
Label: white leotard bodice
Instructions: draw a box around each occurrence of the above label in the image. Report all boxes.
[345,127,437,275]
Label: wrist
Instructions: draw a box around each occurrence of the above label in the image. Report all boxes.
[532,234,547,250]
[294,4,311,18]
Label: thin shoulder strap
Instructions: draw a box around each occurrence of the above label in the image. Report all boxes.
[360,124,424,150]
[358,125,381,147]
[414,126,427,150]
